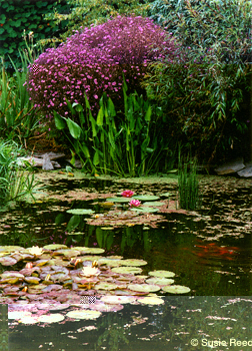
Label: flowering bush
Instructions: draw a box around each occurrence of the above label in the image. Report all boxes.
[129,199,141,207]
[121,190,135,197]
[25,14,183,129]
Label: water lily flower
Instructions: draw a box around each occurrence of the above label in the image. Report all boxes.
[29,246,43,256]
[81,266,100,277]
[121,190,135,197]
[25,262,33,269]
[129,199,141,207]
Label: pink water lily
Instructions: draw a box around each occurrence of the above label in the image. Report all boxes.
[129,199,141,207]
[121,190,135,197]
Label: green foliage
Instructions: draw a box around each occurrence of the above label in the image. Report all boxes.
[0,0,72,71]
[140,0,252,164]
[0,140,38,205]
[146,0,252,64]
[54,77,172,176]
[36,0,155,49]
[178,148,200,211]
[0,41,43,143]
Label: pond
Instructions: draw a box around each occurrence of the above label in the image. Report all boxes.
[0,172,251,297]
[6,296,252,351]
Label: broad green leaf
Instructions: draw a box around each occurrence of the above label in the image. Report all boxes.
[144,105,152,121]
[96,106,104,126]
[54,111,65,130]
[66,118,82,139]
[93,150,100,166]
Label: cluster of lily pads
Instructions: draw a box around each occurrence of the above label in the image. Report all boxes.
[0,244,190,305]
[66,190,172,228]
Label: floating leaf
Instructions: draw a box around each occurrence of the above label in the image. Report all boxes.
[24,277,40,285]
[94,282,118,290]
[80,248,105,254]
[128,284,160,293]
[138,297,164,305]
[0,246,24,253]
[111,267,142,274]
[100,296,136,304]
[66,309,101,320]
[37,313,65,323]
[120,259,148,267]
[43,244,68,251]
[162,285,191,294]
[148,270,175,278]
[106,197,131,203]
[132,195,159,201]
[66,209,95,215]
[131,207,159,213]
[146,277,174,286]
[0,256,17,266]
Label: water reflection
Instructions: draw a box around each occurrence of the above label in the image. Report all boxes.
[9,297,252,351]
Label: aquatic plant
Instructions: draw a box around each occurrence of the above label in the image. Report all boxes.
[178,149,200,211]
[121,190,135,198]
[54,79,170,176]
[129,199,141,208]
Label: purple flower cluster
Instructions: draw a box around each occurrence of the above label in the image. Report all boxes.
[24,15,183,126]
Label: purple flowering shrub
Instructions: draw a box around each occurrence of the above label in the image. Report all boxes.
[25,14,182,127]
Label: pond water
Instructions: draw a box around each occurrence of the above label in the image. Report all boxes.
[0,173,251,296]
[7,296,252,351]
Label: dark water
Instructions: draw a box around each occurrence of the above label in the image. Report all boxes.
[7,297,252,351]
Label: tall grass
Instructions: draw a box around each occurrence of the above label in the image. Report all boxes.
[0,140,38,205]
[178,149,200,210]
[0,31,44,143]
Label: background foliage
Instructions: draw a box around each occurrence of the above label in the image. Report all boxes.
[0,0,73,71]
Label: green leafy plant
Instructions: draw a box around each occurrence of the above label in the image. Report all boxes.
[54,76,171,176]
[140,0,252,165]
[0,140,39,205]
[178,148,200,211]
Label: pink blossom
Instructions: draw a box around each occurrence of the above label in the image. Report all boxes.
[129,199,141,207]
[121,190,135,197]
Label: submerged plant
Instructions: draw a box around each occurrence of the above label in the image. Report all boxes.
[178,149,200,211]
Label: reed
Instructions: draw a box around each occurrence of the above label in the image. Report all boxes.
[178,149,200,210]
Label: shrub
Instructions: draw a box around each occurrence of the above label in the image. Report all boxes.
[25,14,183,131]
[139,0,252,165]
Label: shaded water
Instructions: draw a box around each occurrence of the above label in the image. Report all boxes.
[7,297,252,351]
[0,174,251,296]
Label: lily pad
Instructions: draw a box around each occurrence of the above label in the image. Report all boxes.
[120,259,148,267]
[100,296,136,304]
[66,209,94,215]
[0,256,17,266]
[37,313,65,323]
[138,297,164,305]
[146,277,175,286]
[43,244,68,251]
[94,282,118,290]
[131,207,159,213]
[132,195,159,201]
[106,197,131,203]
[148,270,175,278]
[0,246,24,253]
[111,267,142,274]
[66,309,101,320]
[162,285,191,294]
[128,284,160,293]
[80,248,105,254]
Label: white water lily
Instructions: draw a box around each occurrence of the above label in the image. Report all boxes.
[81,266,100,277]
[29,246,43,256]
